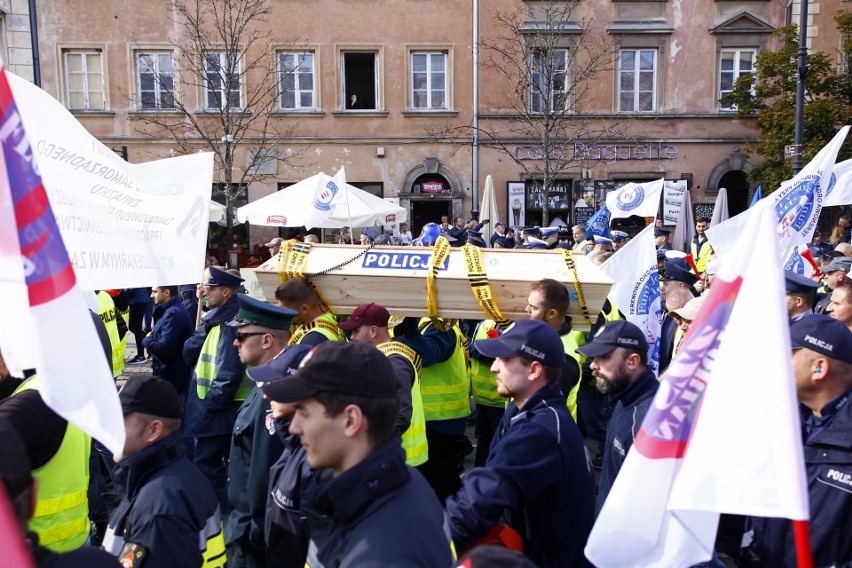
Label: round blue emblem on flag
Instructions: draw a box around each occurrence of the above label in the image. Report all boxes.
[617,185,645,211]
[775,179,815,233]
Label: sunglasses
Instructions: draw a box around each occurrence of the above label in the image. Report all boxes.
[234,331,267,343]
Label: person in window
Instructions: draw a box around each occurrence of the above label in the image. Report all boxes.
[348,93,361,109]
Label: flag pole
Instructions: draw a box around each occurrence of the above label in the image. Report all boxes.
[792,520,814,568]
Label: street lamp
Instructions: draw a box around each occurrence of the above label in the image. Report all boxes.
[792,0,809,175]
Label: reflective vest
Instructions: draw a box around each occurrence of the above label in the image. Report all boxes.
[376,341,428,467]
[419,320,471,422]
[288,312,347,345]
[470,321,504,408]
[602,300,622,323]
[103,509,227,568]
[690,237,714,274]
[561,331,586,422]
[97,291,125,378]
[195,324,252,402]
[13,377,91,552]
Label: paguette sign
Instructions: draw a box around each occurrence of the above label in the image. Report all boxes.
[513,142,678,162]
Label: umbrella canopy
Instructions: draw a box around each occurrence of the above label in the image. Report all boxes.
[672,187,695,253]
[479,175,500,242]
[236,173,407,228]
[711,187,729,226]
[209,201,227,223]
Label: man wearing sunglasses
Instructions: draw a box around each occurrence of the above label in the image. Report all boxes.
[225,294,299,568]
[183,266,248,512]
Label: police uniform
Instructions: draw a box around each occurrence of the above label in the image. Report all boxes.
[225,295,298,568]
[784,270,819,323]
[183,267,250,508]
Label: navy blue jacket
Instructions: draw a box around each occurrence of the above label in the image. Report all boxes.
[305,438,452,568]
[142,297,193,394]
[445,383,595,567]
[182,297,246,437]
[226,386,285,561]
[744,392,852,567]
[103,433,221,567]
[265,421,318,568]
[598,368,658,508]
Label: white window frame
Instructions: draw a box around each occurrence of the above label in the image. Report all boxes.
[618,49,657,113]
[278,52,316,110]
[63,49,105,111]
[410,51,447,110]
[136,51,175,111]
[719,48,756,111]
[530,48,569,114]
[341,50,381,111]
[204,51,242,110]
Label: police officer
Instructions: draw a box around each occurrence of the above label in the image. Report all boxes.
[742,316,852,566]
[784,270,819,322]
[225,294,298,568]
[183,266,249,509]
[273,277,346,346]
[103,374,225,567]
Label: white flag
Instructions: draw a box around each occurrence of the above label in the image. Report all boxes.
[605,178,664,220]
[599,224,663,374]
[586,201,808,567]
[706,126,850,256]
[824,158,852,207]
[304,166,348,230]
[0,67,124,455]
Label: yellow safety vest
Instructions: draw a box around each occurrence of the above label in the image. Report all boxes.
[376,341,428,467]
[690,238,714,274]
[469,321,504,408]
[195,324,252,402]
[288,312,347,345]
[13,377,91,552]
[419,320,471,422]
[97,291,124,378]
[561,331,586,422]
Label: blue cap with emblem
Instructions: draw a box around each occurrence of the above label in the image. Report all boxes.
[790,314,852,365]
[661,257,698,286]
[611,230,630,242]
[205,265,244,288]
[247,344,313,384]
[228,293,298,329]
[784,270,819,294]
[577,320,649,358]
[539,226,559,238]
[654,228,671,237]
[593,235,613,246]
[473,319,564,368]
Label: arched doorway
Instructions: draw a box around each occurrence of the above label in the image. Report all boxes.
[719,170,750,216]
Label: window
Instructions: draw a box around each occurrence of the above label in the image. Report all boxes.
[279,52,315,110]
[204,52,241,110]
[618,49,656,112]
[64,50,105,110]
[137,51,175,111]
[342,51,378,110]
[719,49,755,110]
[411,52,446,110]
[530,49,569,113]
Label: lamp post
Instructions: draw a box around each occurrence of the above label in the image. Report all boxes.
[792,0,809,175]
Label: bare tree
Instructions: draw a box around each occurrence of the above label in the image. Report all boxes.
[439,0,629,225]
[129,0,306,238]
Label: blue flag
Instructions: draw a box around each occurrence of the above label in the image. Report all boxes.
[748,185,762,208]
[585,204,612,239]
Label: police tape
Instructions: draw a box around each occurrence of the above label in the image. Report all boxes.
[276,239,334,314]
[426,236,452,331]
[461,244,512,328]
[561,249,592,327]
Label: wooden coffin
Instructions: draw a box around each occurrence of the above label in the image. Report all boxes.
[253,243,613,331]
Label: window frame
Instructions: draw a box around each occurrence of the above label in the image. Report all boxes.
[278,51,316,111]
[203,51,242,111]
[339,48,383,111]
[718,48,756,111]
[63,48,106,111]
[136,50,176,112]
[529,48,570,114]
[618,48,658,113]
[410,51,448,111]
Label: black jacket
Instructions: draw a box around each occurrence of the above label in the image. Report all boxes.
[305,438,452,567]
[142,296,193,393]
[103,433,222,568]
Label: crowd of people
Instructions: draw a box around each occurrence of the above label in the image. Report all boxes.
[0,210,851,568]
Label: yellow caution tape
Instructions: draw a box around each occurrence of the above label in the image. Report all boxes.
[461,244,512,328]
[561,249,592,327]
[426,236,452,331]
[274,239,333,314]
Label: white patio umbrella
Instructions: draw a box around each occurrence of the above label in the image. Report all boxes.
[672,187,694,253]
[479,175,500,243]
[209,201,227,223]
[710,187,729,226]
[236,172,407,228]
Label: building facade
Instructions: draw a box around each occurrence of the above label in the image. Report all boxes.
[7,0,847,247]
